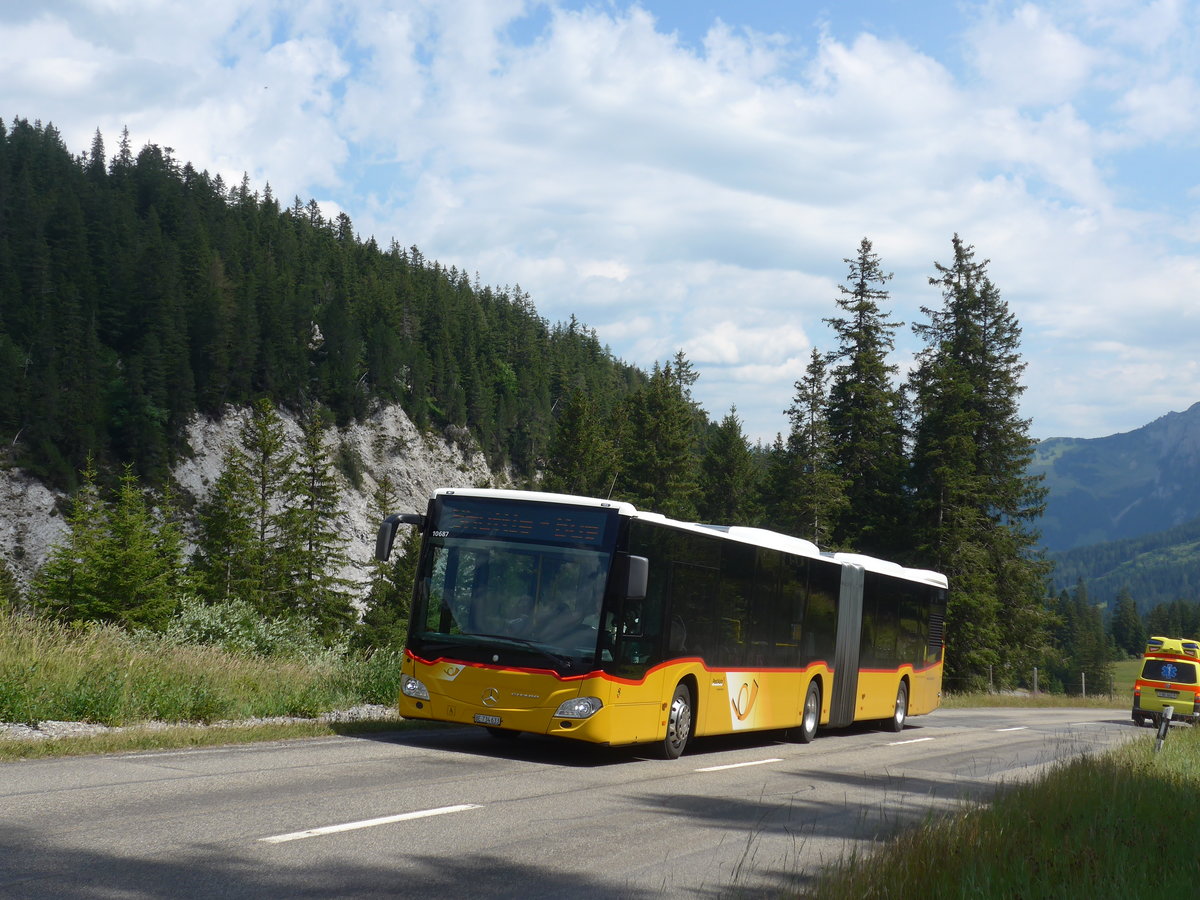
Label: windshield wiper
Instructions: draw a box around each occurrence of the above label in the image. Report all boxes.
[467,633,578,669]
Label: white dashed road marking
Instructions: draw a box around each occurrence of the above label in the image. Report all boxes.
[260,804,481,844]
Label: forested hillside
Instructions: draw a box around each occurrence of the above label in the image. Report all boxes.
[1049,516,1200,612]
[0,117,643,489]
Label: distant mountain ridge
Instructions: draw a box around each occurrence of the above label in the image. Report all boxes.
[1031,401,1200,552]
[1048,517,1200,611]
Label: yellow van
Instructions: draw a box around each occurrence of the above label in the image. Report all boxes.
[1132,636,1200,726]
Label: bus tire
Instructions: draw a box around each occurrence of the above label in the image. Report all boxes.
[796,680,820,744]
[886,681,908,733]
[659,683,693,759]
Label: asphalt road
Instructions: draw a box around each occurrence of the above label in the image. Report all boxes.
[0,708,1141,899]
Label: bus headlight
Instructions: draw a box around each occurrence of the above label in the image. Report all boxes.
[554,697,603,719]
[401,675,430,701]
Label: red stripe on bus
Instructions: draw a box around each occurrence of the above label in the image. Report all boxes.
[401,648,940,686]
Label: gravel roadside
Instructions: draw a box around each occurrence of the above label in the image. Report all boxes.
[0,704,401,742]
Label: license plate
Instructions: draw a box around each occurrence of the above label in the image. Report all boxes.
[1156,690,1179,699]
[474,714,502,726]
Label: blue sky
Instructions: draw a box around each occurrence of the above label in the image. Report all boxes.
[3,0,1199,445]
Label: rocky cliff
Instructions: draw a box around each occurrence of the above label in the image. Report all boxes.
[0,403,499,598]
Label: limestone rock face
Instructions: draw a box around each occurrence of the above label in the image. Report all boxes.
[1,403,500,599]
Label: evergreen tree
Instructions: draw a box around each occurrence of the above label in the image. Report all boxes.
[105,465,187,629]
[34,461,185,629]
[779,349,848,547]
[1144,600,1200,639]
[757,433,795,533]
[239,398,297,614]
[824,238,906,555]
[194,399,295,613]
[283,406,356,639]
[1109,586,1145,657]
[543,387,618,497]
[614,352,702,518]
[907,235,1051,690]
[194,442,259,604]
[355,475,412,650]
[697,406,759,524]
[1057,580,1113,695]
[33,459,110,622]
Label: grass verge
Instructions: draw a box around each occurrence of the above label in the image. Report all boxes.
[0,718,443,763]
[942,690,1127,710]
[0,612,404,726]
[800,721,1195,897]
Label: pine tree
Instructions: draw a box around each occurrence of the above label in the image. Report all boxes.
[33,459,110,621]
[908,235,1051,690]
[697,407,759,524]
[824,238,906,555]
[543,387,618,498]
[239,398,297,614]
[1060,580,1113,695]
[1144,600,1200,639]
[194,442,259,604]
[194,400,295,613]
[102,465,187,629]
[282,406,356,640]
[33,461,185,629]
[614,352,702,518]
[356,473,420,652]
[757,434,794,532]
[780,349,848,547]
[1109,587,1145,657]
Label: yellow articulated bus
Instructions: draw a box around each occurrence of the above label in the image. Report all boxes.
[375,488,948,759]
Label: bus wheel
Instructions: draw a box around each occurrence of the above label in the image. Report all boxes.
[886,681,908,733]
[796,681,820,744]
[659,683,693,759]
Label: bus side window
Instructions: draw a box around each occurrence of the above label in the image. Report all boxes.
[668,615,687,654]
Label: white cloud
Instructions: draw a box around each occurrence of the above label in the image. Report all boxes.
[1116,76,1200,140]
[3,0,1200,444]
[966,4,1097,106]
[578,260,632,281]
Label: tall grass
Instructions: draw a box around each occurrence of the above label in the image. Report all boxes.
[801,725,1200,897]
[0,612,402,726]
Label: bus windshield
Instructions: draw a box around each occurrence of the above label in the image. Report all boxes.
[409,496,620,671]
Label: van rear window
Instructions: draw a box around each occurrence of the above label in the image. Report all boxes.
[1142,659,1198,684]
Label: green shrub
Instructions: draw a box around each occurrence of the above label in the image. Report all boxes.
[0,611,389,726]
[160,597,327,658]
[334,648,406,705]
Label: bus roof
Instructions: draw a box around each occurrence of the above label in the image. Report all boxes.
[433,486,640,517]
[431,487,947,589]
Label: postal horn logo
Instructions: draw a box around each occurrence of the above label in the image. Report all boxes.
[481,687,500,707]
[731,679,760,722]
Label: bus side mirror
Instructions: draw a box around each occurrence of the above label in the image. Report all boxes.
[375,513,425,561]
[624,555,648,600]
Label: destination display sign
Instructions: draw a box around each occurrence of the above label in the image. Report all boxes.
[436,496,616,547]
